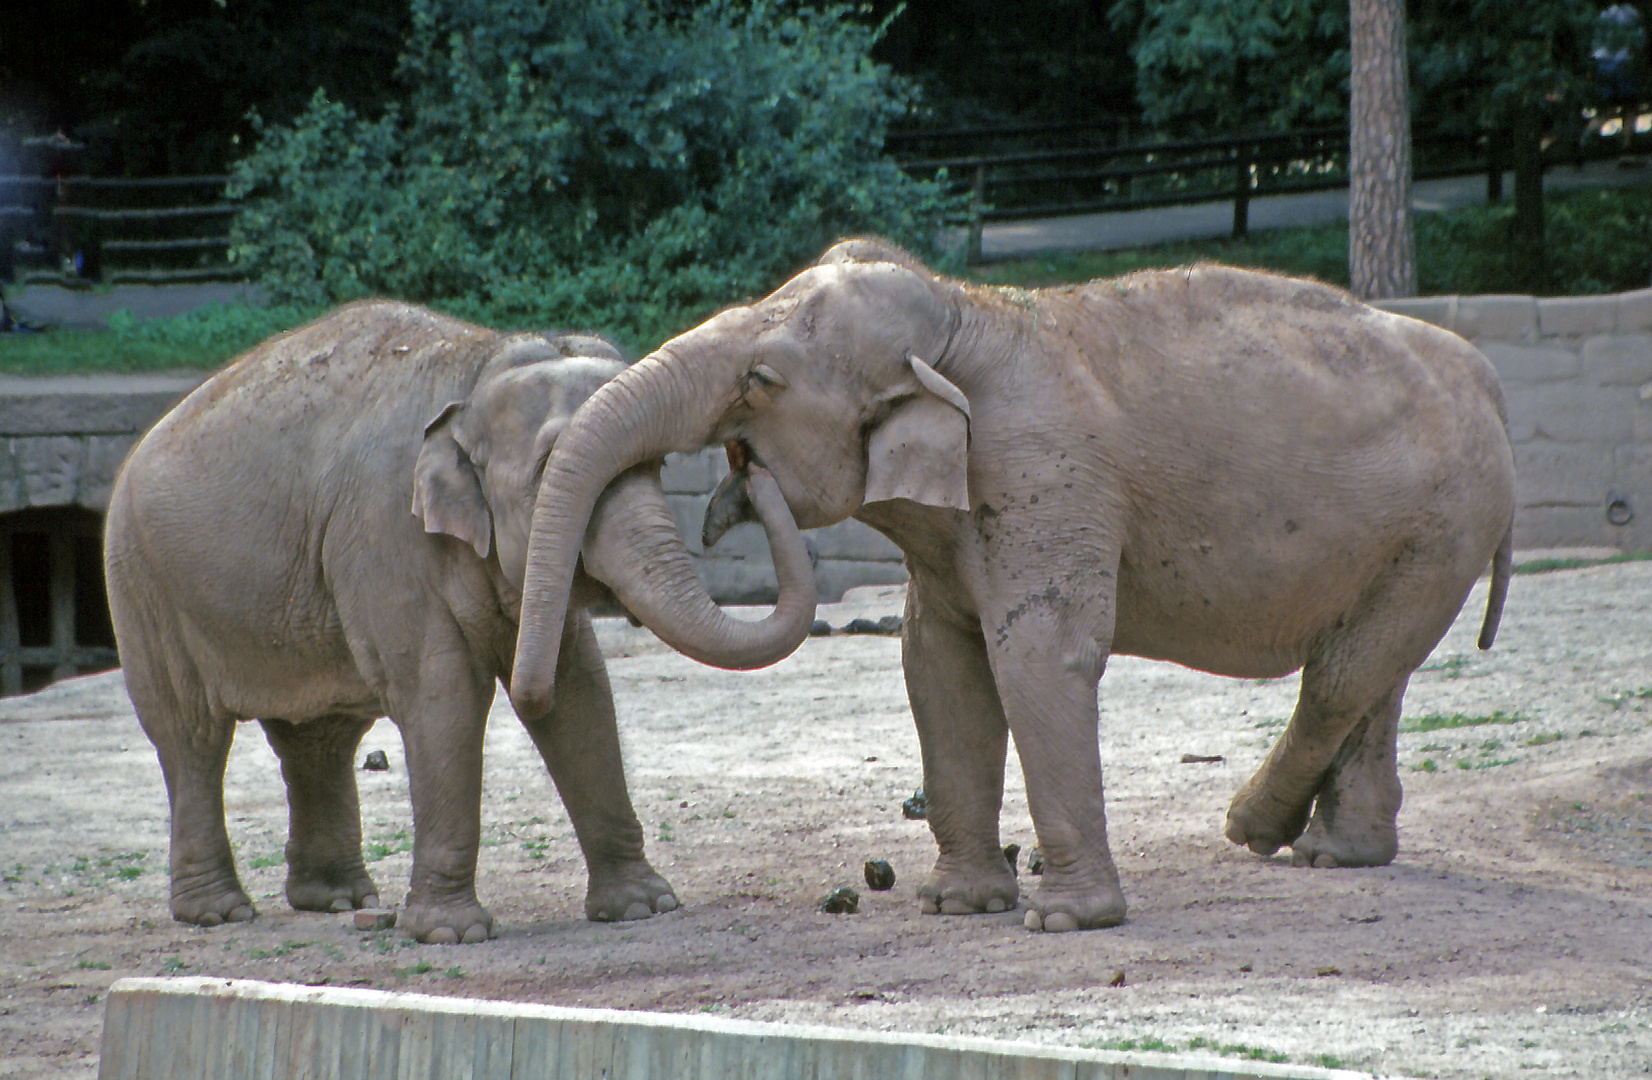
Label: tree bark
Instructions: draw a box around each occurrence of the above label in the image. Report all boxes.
[1348,0,1415,300]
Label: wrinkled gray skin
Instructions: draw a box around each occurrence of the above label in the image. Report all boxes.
[105,301,815,944]
[512,240,1515,934]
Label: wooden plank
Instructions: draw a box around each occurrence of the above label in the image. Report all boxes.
[48,524,76,681]
[0,533,20,696]
[53,204,236,222]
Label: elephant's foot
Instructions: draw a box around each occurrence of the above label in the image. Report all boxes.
[1021,867,1126,932]
[401,893,494,944]
[1224,774,1314,857]
[586,860,678,922]
[915,854,1020,916]
[1288,768,1400,869]
[286,862,380,913]
[170,862,257,927]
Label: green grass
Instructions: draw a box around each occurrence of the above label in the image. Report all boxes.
[363,830,413,863]
[1400,710,1525,734]
[1514,551,1652,575]
[393,960,437,978]
[0,300,324,376]
[1418,654,1472,677]
[1084,1035,1289,1064]
[246,940,312,960]
[1602,687,1652,710]
[57,851,148,887]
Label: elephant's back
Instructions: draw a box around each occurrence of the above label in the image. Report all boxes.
[1077,266,1513,673]
[157,301,490,443]
[106,301,491,677]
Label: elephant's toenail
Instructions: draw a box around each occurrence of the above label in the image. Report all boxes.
[198,912,223,927]
[940,898,975,915]
[1313,853,1339,869]
[461,925,488,944]
[228,905,256,922]
[655,894,679,913]
[1023,910,1044,931]
[919,896,939,915]
[330,897,352,912]
[1042,912,1080,932]
[985,898,1008,913]
[362,894,379,909]
[1291,851,1311,867]
[426,927,459,944]
[621,901,652,921]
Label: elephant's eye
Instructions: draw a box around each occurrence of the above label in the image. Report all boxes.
[751,363,787,389]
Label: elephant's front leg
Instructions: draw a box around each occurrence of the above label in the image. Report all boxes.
[517,612,676,922]
[902,582,1019,916]
[388,646,497,944]
[982,592,1125,932]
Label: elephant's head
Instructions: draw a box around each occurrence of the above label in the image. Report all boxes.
[511,240,970,717]
[409,330,818,696]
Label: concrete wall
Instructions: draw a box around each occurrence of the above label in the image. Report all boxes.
[98,977,1366,1080]
[0,375,203,514]
[1375,288,1652,553]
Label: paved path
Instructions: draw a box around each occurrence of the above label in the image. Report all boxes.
[982,157,1652,260]
[3,158,1649,330]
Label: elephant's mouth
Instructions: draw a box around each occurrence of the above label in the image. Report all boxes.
[724,439,761,471]
[705,440,763,548]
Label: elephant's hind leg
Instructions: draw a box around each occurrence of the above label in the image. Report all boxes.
[1226,565,1461,865]
[1290,683,1405,868]
[126,662,256,926]
[259,716,380,912]
[902,588,1020,918]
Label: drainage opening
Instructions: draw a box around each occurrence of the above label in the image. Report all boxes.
[2,507,118,697]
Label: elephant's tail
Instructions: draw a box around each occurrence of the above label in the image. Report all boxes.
[1476,520,1513,650]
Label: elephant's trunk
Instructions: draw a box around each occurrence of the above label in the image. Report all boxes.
[511,341,790,718]
[583,464,815,669]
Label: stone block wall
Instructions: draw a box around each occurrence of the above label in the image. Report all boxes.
[0,375,204,514]
[1375,288,1652,553]
[659,449,907,604]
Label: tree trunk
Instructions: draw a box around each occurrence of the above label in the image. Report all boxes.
[1510,109,1547,288]
[1348,0,1415,300]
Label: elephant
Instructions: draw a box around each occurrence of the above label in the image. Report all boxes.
[508,239,1516,934]
[104,300,816,944]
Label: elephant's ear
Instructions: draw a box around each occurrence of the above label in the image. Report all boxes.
[412,402,493,559]
[864,355,971,512]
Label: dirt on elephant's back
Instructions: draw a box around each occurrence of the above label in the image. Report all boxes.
[2,569,1651,1080]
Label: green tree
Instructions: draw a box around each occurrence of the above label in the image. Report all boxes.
[1107,0,1349,133]
[1410,0,1601,285]
[227,0,962,349]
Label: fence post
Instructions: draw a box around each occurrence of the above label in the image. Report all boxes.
[966,163,986,265]
[1231,143,1250,240]
[1486,128,1504,203]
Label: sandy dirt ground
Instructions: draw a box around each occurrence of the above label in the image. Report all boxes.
[2,564,1650,1079]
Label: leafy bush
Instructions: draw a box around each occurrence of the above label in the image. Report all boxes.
[1417,185,1652,296]
[226,0,964,352]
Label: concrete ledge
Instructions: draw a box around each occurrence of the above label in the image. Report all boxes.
[99,977,1378,1080]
